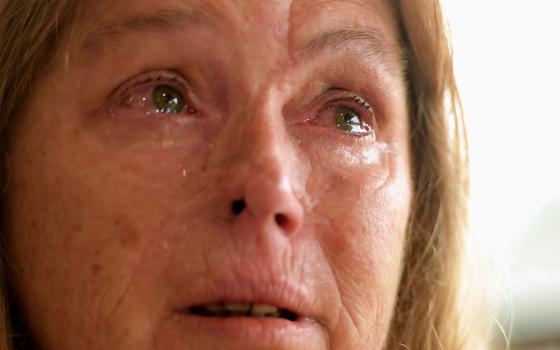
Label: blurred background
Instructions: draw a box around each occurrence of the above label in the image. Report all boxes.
[443,1,560,349]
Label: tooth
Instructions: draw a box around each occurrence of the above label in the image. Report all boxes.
[197,303,285,318]
[223,302,251,316]
[204,303,223,313]
[223,302,251,312]
[251,304,279,317]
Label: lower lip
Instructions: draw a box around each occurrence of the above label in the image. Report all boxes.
[175,312,318,345]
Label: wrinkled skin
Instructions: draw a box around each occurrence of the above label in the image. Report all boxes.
[6,0,411,349]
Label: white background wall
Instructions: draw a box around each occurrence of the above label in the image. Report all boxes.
[443,0,560,346]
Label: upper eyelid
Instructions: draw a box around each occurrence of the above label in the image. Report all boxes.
[348,96,374,115]
[332,96,375,116]
[309,87,376,114]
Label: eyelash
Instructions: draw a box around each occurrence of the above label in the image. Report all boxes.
[332,95,375,122]
[344,95,374,114]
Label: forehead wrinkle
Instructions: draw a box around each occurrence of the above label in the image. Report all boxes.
[77,4,217,62]
[300,28,402,67]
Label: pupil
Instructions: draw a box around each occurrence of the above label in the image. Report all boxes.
[335,106,362,132]
[153,85,184,114]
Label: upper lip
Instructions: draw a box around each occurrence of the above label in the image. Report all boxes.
[173,272,318,322]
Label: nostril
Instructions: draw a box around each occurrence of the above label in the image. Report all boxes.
[231,199,246,216]
[274,213,289,229]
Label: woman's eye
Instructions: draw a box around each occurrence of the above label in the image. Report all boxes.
[312,103,373,137]
[121,81,194,116]
[152,85,185,114]
[334,106,369,134]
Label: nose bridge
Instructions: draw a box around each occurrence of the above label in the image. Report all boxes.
[220,87,291,185]
[210,86,304,237]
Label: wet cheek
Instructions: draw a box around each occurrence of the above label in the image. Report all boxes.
[300,136,393,212]
[301,138,408,304]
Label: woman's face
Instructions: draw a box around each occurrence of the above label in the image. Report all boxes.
[6,0,411,349]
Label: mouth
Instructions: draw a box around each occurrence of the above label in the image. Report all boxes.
[169,276,327,347]
[187,302,299,321]
[174,298,325,348]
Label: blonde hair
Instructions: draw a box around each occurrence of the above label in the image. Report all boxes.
[386,1,491,349]
[0,0,488,349]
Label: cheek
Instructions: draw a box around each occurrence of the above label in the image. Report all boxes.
[315,171,409,284]
[5,114,212,348]
[306,144,410,338]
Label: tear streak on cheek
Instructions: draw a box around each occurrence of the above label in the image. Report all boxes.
[300,143,392,213]
[334,142,391,167]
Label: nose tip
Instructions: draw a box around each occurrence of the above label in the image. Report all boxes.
[230,172,304,236]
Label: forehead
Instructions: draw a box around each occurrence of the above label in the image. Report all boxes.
[81,0,395,26]
[76,0,401,62]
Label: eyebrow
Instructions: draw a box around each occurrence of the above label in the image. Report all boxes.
[300,28,403,67]
[78,8,403,70]
[79,6,215,57]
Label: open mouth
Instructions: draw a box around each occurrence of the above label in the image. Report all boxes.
[187,302,299,321]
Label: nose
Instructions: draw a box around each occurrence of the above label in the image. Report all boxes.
[230,156,304,235]
[212,100,304,237]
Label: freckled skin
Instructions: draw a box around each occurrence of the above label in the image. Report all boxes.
[5,0,411,349]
